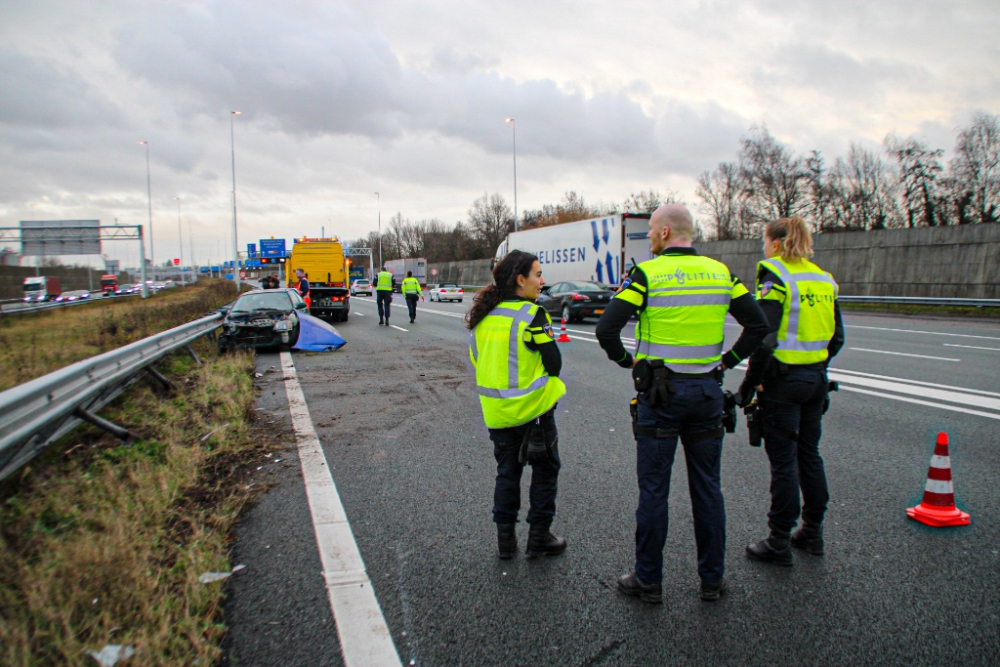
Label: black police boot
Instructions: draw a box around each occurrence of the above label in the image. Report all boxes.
[790,521,825,556]
[746,526,793,566]
[497,523,517,560]
[617,571,662,604]
[700,577,728,602]
[378,319,384,326]
[525,522,567,558]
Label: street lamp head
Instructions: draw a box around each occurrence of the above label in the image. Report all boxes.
[138,140,148,145]
[232,110,241,115]
[505,118,514,123]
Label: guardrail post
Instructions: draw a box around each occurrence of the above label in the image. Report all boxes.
[74,407,132,442]
[146,366,176,392]
[185,344,203,366]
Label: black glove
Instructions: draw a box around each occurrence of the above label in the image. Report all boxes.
[519,419,549,464]
[645,365,675,407]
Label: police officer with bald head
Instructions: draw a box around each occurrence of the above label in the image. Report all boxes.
[596,204,769,603]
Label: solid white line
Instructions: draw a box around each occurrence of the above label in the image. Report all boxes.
[279,351,402,667]
[828,371,1000,412]
[943,343,1000,352]
[844,325,1000,341]
[390,324,408,332]
[564,327,636,345]
[838,385,1000,421]
[848,347,960,362]
[830,367,1000,398]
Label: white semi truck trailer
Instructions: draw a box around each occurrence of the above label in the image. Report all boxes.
[495,213,652,286]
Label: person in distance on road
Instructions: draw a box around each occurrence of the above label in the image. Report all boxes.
[595,204,769,603]
[401,270,424,323]
[741,216,845,565]
[375,264,395,326]
[295,268,311,311]
[466,250,568,560]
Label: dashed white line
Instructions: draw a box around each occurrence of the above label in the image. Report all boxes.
[848,347,960,362]
[279,351,402,667]
[390,324,408,332]
[943,343,1000,352]
[844,325,1000,341]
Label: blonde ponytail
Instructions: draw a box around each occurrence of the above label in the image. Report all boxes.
[765,216,813,262]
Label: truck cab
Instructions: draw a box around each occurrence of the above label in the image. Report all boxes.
[100,274,118,296]
[287,237,351,322]
[23,276,61,302]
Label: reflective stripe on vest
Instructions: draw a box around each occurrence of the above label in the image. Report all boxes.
[470,301,566,428]
[760,258,837,361]
[633,254,735,374]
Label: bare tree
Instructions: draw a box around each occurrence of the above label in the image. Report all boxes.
[621,189,681,214]
[885,135,946,227]
[738,125,808,226]
[803,150,837,232]
[468,192,515,253]
[949,112,1000,224]
[827,144,902,231]
[696,162,754,240]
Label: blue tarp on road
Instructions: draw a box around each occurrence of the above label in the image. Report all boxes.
[293,312,347,352]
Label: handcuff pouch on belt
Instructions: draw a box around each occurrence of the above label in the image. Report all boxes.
[631,359,675,407]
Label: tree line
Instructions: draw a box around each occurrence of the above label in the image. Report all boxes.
[349,111,999,262]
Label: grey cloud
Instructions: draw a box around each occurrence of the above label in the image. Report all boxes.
[753,43,928,99]
[0,48,124,129]
[111,3,744,173]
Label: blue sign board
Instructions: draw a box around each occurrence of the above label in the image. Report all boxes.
[199,266,210,274]
[247,243,257,258]
[211,266,221,273]
[259,238,287,257]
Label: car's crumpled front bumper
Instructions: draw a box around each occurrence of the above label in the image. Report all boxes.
[219,316,294,349]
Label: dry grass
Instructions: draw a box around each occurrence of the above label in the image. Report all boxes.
[0,280,238,392]
[0,280,269,666]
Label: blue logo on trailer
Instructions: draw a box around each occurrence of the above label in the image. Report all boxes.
[259,238,287,258]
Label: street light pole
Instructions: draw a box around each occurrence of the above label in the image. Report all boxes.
[505,118,518,232]
[230,110,242,290]
[173,197,185,285]
[375,191,382,269]
[138,141,154,285]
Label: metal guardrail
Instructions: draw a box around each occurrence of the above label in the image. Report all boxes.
[0,312,224,481]
[0,292,141,315]
[838,296,1000,308]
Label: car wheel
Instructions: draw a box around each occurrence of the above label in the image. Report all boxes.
[289,325,300,347]
[342,312,349,322]
[561,304,571,324]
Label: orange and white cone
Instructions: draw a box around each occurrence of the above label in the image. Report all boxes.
[556,317,571,343]
[906,432,971,527]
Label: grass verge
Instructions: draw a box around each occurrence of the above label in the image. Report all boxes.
[0,280,238,392]
[0,281,271,665]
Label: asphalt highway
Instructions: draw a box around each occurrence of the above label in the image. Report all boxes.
[224,296,1000,667]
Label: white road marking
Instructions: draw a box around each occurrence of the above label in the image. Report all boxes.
[390,325,408,332]
[355,312,364,316]
[564,327,636,345]
[830,367,1000,398]
[279,351,403,667]
[943,343,1000,352]
[828,371,1000,412]
[848,347,960,362]
[844,325,1000,341]
[839,386,1000,421]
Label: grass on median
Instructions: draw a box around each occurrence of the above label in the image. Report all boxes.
[838,301,1000,319]
[0,280,272,666]
[0,279,237,392]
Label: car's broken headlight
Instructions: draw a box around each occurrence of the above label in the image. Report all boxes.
[274,320,293,331]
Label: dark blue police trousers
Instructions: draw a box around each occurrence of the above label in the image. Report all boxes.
[758,365,829,532]
[489,409,560,526]
[634,379,725,584]
[376,291,392,321]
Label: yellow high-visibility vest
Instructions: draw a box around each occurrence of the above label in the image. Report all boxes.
[376,270,393,291]
[402,276,422,296]
[469,300,566,429]
[615,252,748,373]
[756,257,838,364]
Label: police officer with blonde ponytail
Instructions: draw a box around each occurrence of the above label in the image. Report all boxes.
[467,250,568,560]
[742,216,845,565]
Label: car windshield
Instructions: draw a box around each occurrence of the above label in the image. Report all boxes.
[232,292,292,314]
[569,281,610,291]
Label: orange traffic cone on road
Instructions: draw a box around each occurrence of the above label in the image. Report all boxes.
[906,432,971,527]
[556,317,571,343]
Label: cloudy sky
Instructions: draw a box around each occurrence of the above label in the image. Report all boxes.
[1,0,997,268]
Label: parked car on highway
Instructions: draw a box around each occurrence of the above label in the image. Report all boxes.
[534,280,616,323]
[55,290,91,302]
[429,282,464,302]
[218,288,306,352]
[350,279,372,296]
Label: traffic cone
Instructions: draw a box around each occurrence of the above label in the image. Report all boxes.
[906,432,971,527]
[556,317,571,343]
